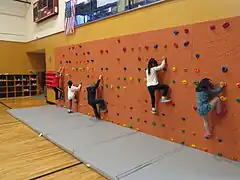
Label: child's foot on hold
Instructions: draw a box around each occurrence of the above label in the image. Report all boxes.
[151,108,157,114]
[100,108,107,113]
[204,131,212,139]
[74,99,78,103]
[160,97,171,103]
[68,109,72,113]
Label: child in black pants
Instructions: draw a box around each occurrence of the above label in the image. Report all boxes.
[87,75,107,119]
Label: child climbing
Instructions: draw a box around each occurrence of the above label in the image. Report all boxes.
[196,78,225,138]
[87,75,107,119]
[67,80,82,113]
[52,67,64,100]
[146,57,171,114]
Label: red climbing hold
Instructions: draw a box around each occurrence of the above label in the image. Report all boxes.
[210,25,216,30]
[123,47,127,52]
[184,29,189,34]
[145,46,149,50]
[164,44,168,48]
[223,22,230,29]
[174,43,179,48]
[117,39,120,43]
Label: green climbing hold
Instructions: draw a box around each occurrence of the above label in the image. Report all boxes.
[180,141,185,145]
[129,124,133,129]
[193,81,199,86]
[106,84,109,88]
[123,77,127,81]
[136,118,140,122]
[92,82,96,86]
[236,98,240,103]
[172,80,176,84]
[163,67,167,71]
[145,67,148,71]
[181,130,185,134]
[152,121,157,126]
[161,123,166,127]
[217,152,223,157]
[116,85,120,89]
[137,78,141,82]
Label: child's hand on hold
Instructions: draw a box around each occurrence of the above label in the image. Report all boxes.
[99,75,103,80]
[220,81,225,88]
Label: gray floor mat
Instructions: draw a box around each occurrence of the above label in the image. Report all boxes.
[7,105,240,180]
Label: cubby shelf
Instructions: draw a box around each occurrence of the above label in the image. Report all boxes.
[0,74,39,98]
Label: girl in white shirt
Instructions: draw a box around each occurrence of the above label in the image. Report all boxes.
[146,57,171,114]
[67,80,82,113]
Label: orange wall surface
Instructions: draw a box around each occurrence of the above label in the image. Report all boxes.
[55,16,240,161]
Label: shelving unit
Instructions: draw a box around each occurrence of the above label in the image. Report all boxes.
[0,74,39,99]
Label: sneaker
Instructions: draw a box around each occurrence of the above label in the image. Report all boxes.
[73,99,78,103]
[160,97,171,103]
[152,108,157,114]
[68,109,72,113]
[204,132,212,139]
[100,108,107,113]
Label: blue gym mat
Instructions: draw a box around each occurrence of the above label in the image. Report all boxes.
[8,105,240,180]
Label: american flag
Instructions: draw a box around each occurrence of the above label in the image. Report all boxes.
[64,0,76,35]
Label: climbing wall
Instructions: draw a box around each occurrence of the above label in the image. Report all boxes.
[55,16,240,161]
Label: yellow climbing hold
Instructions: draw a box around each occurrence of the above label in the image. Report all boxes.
[129,77,133,80]
[191,144,196,148]
[182,80,188,85]
[123,86,127,89]
[170,137,174,142]
[220,96,227,101]
[110,85,114,89]
[172,67,177,72]
[123,124,126,127]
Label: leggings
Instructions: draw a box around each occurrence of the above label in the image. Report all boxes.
[53,86,63,100]
[147,84,169,108]
[89,99,106,119]
[68,99,73,110]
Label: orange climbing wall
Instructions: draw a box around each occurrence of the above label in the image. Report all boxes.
[55,16,240,161]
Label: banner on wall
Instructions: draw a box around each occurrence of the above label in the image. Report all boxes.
[64,0,77,35]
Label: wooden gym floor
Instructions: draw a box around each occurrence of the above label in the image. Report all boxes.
[0,97,106,180]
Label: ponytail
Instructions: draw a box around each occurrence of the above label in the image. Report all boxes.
[68,80,73,88]
[147,58,158,75]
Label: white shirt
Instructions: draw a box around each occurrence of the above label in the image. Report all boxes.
[146,60,166,87]
[68,84,81,100]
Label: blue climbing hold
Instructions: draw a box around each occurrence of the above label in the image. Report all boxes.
[222,66,228,73]
[182,117,186,121]
[124,67,127,71]
[184,41,189,47]
[154,44,159,49]
[173,30,179,35]
[218,138,223,143]
[195,54,200,59]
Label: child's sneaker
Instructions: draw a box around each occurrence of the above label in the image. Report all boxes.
[204,131,212,139]
[68,109,72,113]
[100,108,107,113]
[160,97,171,103]
[74,99,78,103]
[151,108,157,114]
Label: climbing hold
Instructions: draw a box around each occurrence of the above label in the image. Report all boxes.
[144,120,147,123]
[193,68,200,73]
[162,67,167,71]
[129,124,133,129]
[145,46,149,50]
[161,113,166,116]
[105,68,108,71]
[193,81,199,86]
[210,25,216,30]
[152,121,157,126]
[123,86,127,89]
[130,107,133,110]
[184,29,189,34]
[172,67,177,72]
[91,59,94,62]
[110,85,114,89]
[138,68,141,71]
[105,84,109,88]
[181,117,186,121]
[137,78,141,82]
[117,95,120,98]
[184,41,190,47]
[221,66,228,73]
[123,47,127,52]
[236,82,240,88]
[180,141,185,145]
[138,57,141,61]
[123,77,127,81]
[117,76,120,80]
[170,138,174,142]
[123,124,126,127]
[220,96,227,101]
[164,44,167,48]
[124,67,127,71]
[174,43,179,48]
[193,106,197,111]
[195,54,200,59]
[136,128,140,131]
[116,85,120,89]
[154,44,159,49]
[218,138,223,143]
[136,118,140,122]
[161,123,166,127]
[117,39,120,43]
[86,74,90,78]
[105,50,108,53]
[87,52,90,55]
[101,68,104,71]
[191,144,196,148]
[172,80,176,84]
[129,77,133,80]
[217,152,223,157]
[184,68,188,72]
[181,130,185,134]
[222,22,230,29]
[117,113,119,116]
[236,98,240,103]
[173,30,179,35]
[182,80,188,85]
[131,47,134,51]
[192,132,196,136]
[117,58,120,62]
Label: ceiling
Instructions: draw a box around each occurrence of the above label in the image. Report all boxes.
[0,0,32,17]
